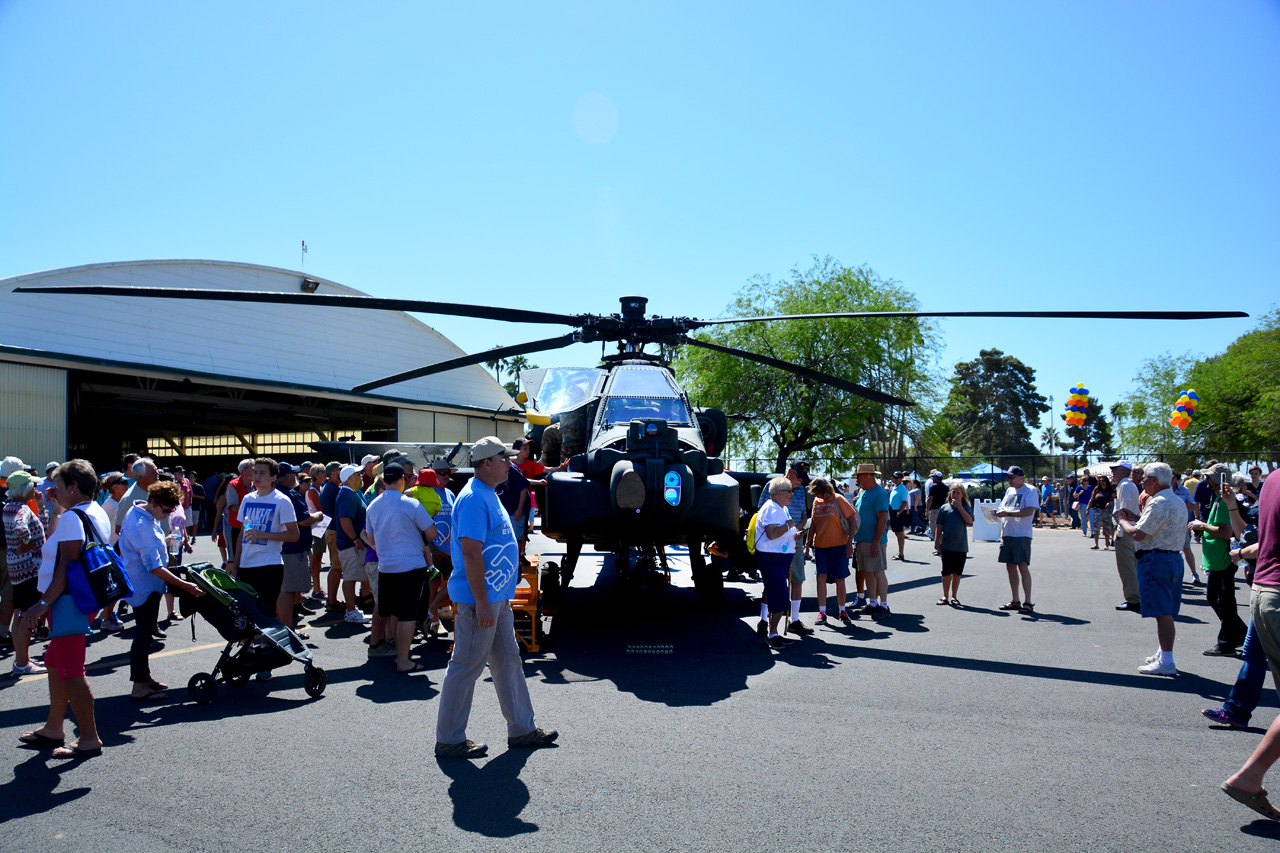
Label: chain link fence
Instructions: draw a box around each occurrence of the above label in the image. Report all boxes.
[725,451,1277,485]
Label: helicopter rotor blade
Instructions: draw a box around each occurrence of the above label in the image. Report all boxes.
[351,333,581,394]
[682,337,916,407]
[14,285,584,327]
[692,309,1250,326]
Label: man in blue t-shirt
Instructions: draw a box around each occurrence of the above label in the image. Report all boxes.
[318,461,345,610]
[436,437,556,760]
[853,464,891,615]
[335,465,371,624]
[888,471,909,561]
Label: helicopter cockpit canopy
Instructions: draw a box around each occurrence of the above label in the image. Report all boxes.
[527,367,606,413]
[599,366,693,427]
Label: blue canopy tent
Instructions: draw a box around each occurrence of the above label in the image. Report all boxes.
[955,462,1005,481]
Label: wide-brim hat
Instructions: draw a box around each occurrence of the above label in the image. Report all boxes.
[470,436,518,465]
[855,463,881,476]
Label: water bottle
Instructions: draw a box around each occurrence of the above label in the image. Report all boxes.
[243,518,255,544]
[167,536,180,557]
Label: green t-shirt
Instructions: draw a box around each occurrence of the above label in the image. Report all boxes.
[1201,497,1232,572]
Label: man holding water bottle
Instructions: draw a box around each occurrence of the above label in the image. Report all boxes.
[236,458,299,679]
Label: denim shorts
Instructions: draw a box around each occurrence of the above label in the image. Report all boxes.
[1136,550,1182,618]
[813,545,850,580]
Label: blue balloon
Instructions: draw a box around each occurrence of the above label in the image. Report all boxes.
[1080,388,1089,396]
[1175,405,1186,412]
[1188,392,1200,401]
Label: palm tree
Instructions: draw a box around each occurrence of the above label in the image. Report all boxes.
[483,350,509,383]
[1109,401,1128,452]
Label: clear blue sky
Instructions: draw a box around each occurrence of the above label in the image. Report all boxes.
[2,2,1276,445]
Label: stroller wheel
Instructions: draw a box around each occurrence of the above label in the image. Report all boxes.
[303,666,327,698]
[188,672,217,704]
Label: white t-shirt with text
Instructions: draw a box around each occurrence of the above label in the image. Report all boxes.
[237,489,297,569]
[998,484,1040,539]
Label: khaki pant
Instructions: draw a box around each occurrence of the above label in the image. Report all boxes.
[1115,534,1139,606]
[1249,585,1280,688]
[435,600,536,745]
[324,529,342,573]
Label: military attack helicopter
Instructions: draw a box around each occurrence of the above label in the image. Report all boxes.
[19,281,1248,608]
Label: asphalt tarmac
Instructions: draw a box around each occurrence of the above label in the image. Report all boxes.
[3,522,1279,851]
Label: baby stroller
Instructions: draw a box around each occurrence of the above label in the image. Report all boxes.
[177,562,326,703]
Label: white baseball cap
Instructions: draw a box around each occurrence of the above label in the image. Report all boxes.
[340,464,361,482]
[470,436,518,465]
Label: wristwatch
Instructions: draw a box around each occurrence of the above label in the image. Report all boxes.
[38,598,49,607]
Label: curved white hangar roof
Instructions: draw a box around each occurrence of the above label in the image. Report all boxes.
[0,259,516,413]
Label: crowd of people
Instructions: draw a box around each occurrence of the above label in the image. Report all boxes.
[3,445,1278,818]
[738,454,1278,820]
[2,439,556,761]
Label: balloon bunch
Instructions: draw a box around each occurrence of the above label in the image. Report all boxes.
[1169,388,1199,430]
[1064,383,1090,427]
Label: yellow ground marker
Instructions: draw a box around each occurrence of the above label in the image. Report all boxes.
[15,641,225,686]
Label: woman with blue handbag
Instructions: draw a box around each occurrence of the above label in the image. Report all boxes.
[18,460,111,759]
[118,481,205,701]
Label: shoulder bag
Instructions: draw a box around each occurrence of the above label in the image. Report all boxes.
[64,507,134,615]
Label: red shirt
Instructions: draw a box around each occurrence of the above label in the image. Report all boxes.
[517,459,547,479]
[1251,476,1279,587]
[228,475,250,529]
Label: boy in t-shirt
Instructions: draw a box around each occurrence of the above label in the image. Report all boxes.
[237,458,299,677]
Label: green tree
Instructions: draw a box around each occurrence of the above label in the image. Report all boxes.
[1061,396,1115,457]
[504,355,538,399]
[483,351,509,384]
[940,349,1048,458]
[675,256,943,473]
[1184,308,1280,450]
[1117,352,1196,455]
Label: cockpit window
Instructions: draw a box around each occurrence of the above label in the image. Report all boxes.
[608,367,681,397]
[601,397,691,426]
[535,368,605,413]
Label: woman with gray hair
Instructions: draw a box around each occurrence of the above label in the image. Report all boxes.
[754,476,803,648]
[4,471,47,675]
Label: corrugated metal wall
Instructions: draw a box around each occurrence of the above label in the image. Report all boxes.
[0,362,67,464]
[397,408,523,444]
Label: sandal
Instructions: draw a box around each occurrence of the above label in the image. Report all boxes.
[19,731,65,749]
[1221,781,1280,821]
[1020,602,1035,614]
[950,598,960,607]
[131,690,169,702]
[936,598,949,606]
[999,601,1022,611]
[397,662,427,674]
[51,743,102,759]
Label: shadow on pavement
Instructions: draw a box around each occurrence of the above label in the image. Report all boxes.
[1241,819,1280,839]
[2,749,92,821]
[437,748,537,837]
[847,645,1235,701]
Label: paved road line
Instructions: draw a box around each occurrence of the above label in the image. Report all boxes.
[15,641,225,686]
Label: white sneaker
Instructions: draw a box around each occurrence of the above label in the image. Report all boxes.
[344,609,371,624]
[1138,659,1177,676]
[12,660,46,675]
[1144,652,1161,664]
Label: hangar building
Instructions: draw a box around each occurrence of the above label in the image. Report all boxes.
[0,260,524,473]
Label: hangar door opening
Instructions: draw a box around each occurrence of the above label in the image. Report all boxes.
[67,369,396,472]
